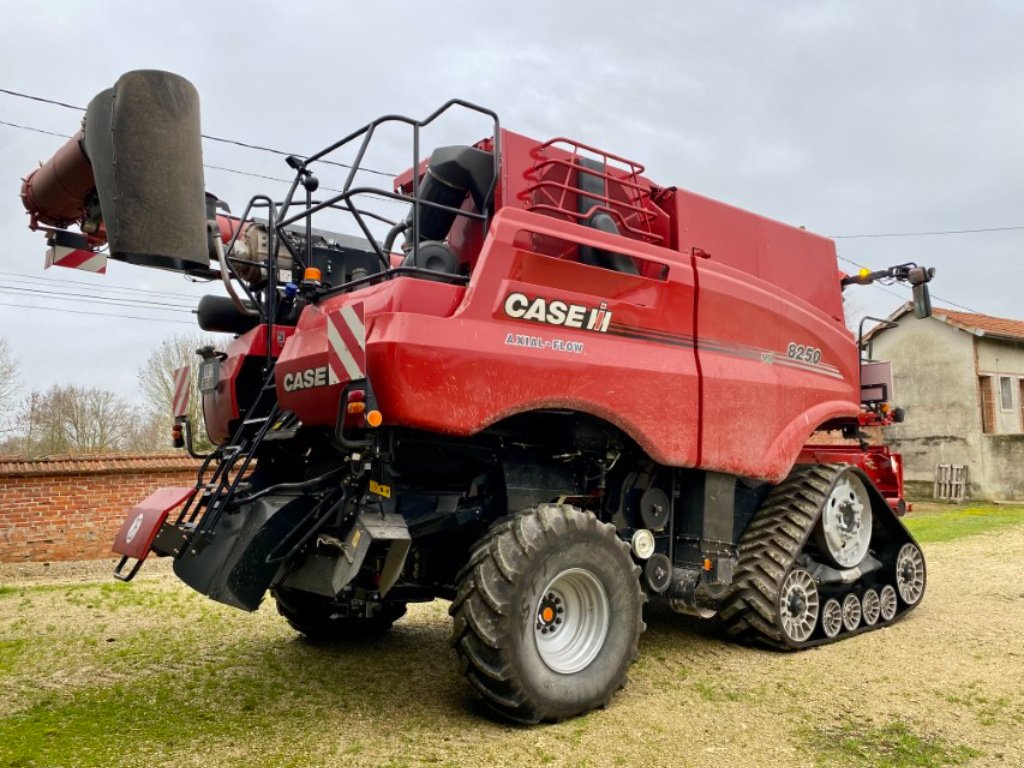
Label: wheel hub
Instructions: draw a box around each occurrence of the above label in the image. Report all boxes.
[534,568,610,675]
[817,472,874,569]
[535,593,565,635]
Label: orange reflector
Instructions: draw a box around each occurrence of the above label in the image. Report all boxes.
[346,401,366,415]
[542,607,554,623]
[703,558,712,571]
[366,410,383,428]
[303,266,322,282]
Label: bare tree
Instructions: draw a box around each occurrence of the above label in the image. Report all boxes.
[0,338,20,434]
[137,332,221,452]
[14,384,145,455]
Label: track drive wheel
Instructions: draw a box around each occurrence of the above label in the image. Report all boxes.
[450,504,645,723]
[273,587,407,641]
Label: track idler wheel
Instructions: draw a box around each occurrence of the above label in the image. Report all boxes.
[778,569,820,643]
[895,543,926,606]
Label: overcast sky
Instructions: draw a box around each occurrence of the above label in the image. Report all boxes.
[0,1,1021,405]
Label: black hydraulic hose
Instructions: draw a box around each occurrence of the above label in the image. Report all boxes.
[232,464,348,505]
[383,220,408,256]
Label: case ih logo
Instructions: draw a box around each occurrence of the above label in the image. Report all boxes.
[503,292,612,333]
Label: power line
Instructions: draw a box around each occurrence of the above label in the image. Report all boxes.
[0,118,71,139]
[0,285,194,312]
[832,225,1024,239]
[0,87,81,111]
[0,86,396,178]
[0,270,205,301]
[0,299,195,325]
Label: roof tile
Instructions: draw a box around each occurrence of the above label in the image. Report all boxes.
[933,308,1024,341]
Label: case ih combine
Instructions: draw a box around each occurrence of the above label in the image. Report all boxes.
[21,71,933,723]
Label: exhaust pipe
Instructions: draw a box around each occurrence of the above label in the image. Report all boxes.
[21,70,210,273]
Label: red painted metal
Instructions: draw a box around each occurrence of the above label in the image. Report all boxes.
[202,324,295,443]
[20,132,95,229]
[208,125,895,486]
[112,487,195,560]
[797,444,907,514]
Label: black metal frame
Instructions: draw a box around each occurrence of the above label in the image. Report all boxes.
[275,99,500,271]
[171,102,502,553]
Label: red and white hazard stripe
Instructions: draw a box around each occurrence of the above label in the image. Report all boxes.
[325,302,365,385]
[45,245,107,274]
[171,365,191,418]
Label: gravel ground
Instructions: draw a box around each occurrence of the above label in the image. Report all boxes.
[1,522,1023,768]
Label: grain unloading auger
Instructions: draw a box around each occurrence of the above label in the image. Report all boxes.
[22,70,934,723]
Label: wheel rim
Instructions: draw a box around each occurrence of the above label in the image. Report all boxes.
[779,569,819,643]
[842,593,861,631]
[895,543,925,605]
[821,598,843,639]
[534,568,610,674]
[819,472,873,568]
[879,584,898,621]
[861,589,880,626]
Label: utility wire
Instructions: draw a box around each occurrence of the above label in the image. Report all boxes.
[0,299,195,325]
[0,119,71,139]
[0,285,194,311]
[0,87,396,178]
[0,270,206,300]
[832,225,1024,239]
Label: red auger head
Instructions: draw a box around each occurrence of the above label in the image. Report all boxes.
[20,70,211,274]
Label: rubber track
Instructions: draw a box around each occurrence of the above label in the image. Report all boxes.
[448,504,645,723]
[718,463,919,650]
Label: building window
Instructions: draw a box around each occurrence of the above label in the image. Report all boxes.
[1000,376,1013,411]
[980,376,995,434]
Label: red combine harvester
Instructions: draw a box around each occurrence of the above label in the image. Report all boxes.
[21,71,934,723]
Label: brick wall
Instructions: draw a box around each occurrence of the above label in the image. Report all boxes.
[0,454,201,563]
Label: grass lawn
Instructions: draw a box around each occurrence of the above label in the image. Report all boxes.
[902,502,1024,543]
[1,501,1022,768]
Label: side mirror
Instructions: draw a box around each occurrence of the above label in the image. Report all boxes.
[913,283,932,319]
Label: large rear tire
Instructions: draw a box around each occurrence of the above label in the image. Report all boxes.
[450,504,644,723]
[273,587,407,641]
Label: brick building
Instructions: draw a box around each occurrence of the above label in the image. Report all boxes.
[867,305,1024,500]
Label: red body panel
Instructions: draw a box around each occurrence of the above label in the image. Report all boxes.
[203,325,294,443]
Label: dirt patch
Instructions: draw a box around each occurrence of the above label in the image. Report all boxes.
[2,524,1023,767]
